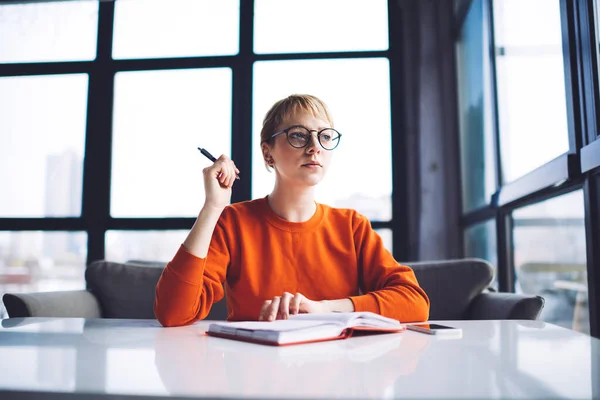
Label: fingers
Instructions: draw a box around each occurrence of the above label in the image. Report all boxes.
[259,292,306,321]
[258,296,281,321]
[290,293,303,315]
[266,296,281,321]
[205,155,238,188]
[258,300,271,321]
[278,292,294,320]
[227,161,237,187]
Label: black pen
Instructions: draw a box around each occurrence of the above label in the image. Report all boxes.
[197,147,240,180]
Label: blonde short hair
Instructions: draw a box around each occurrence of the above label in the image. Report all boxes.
[260,94,334,145]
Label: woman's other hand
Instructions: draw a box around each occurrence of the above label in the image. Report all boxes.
[258,292,324,321]
[203,154,240,210]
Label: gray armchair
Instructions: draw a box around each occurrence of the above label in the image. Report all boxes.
[2,258,543,321]
[408,258,544,320]
[2,260,226,321]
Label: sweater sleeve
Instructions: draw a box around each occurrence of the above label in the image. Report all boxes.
[348,213,430,322]
[154,215,231,327]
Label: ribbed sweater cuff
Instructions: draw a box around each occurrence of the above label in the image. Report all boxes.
[349,293,380,314]
[166,245,207,285]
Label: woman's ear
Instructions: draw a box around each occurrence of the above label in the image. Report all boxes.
[261,143,274,166]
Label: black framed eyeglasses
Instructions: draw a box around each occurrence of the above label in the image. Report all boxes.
[268,125,342,150]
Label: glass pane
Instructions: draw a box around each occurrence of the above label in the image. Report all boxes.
[252,59,392,220]
[254,0,388,54]
[0,1,98,63]
[0,231,87,318]
[105,230,188,263]
[493,0,569,182]
[456,0,496,212]
[464,219,498,289]
[111,68,232,217]
[0,74,88,217]
[112,0,239,59]
[375,229,393,255]
[513,191,588,334]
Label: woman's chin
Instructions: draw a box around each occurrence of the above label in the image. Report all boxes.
[299,173,325,187]
[277,169,326,188]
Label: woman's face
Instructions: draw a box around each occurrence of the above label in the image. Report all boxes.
[264,111,335,188]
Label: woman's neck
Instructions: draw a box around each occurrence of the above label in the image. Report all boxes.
[267,182,317,223]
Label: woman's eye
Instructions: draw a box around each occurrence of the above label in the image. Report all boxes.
[321,135,331,141]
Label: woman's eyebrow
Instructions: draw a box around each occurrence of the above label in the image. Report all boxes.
[287,124,331,130]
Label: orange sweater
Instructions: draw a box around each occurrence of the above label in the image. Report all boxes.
[154,197,429,326]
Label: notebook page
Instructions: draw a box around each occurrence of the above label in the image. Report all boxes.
[212,319,339,332]
[289,312,400,328]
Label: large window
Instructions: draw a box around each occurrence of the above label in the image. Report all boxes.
[493,0,569,183]
[0,231,87,317]
[456,0,600,337]
[0,74,88,217]
[513,191,587,333]
[105,231,187,263]
[0,1,98,63]
[111,68,232,218]
[253,0,388,54]
[252,58,393,221]
[112,0,239,59]
[251,0,393,225]
[0,0,398,313]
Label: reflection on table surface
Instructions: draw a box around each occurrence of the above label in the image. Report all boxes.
[0,318,598,399]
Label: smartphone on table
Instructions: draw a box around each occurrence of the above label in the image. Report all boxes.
[406,323,462,337]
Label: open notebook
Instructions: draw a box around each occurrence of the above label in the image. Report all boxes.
[206,312,405,346]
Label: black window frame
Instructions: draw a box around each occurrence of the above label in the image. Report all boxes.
[0,1,409,276]
[455,0,600,338]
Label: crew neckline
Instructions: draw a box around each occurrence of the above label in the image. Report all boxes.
[259,196,325,232]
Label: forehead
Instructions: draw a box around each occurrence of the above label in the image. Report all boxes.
[281,109,331,128]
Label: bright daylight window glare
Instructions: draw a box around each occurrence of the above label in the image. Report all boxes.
[105,230,188,263]
[375,229,393,255]
[252,58,392,221]
[254,0,389,54]
[0,74,88,217]
[0,0,98,63]
[0,231,87,318]
[112,0,239,59]
[493,0,569,183]
[513,190,588,333]
[111,68,232,217]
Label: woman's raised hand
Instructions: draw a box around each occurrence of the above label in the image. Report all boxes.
[202,154,240,210]
[258,292,325,321]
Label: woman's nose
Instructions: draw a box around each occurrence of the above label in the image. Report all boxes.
[305,133,320,153]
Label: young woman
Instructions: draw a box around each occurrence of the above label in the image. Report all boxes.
[154,94,429,327]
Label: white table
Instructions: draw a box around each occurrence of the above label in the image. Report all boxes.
[0,318,598,399]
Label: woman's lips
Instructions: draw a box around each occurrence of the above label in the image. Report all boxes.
[302,163,321,169]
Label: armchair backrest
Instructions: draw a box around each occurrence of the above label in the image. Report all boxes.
[86,260,228,320]
[407,258,494,320]
[87,258,494,321]
[86,261,163,319]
